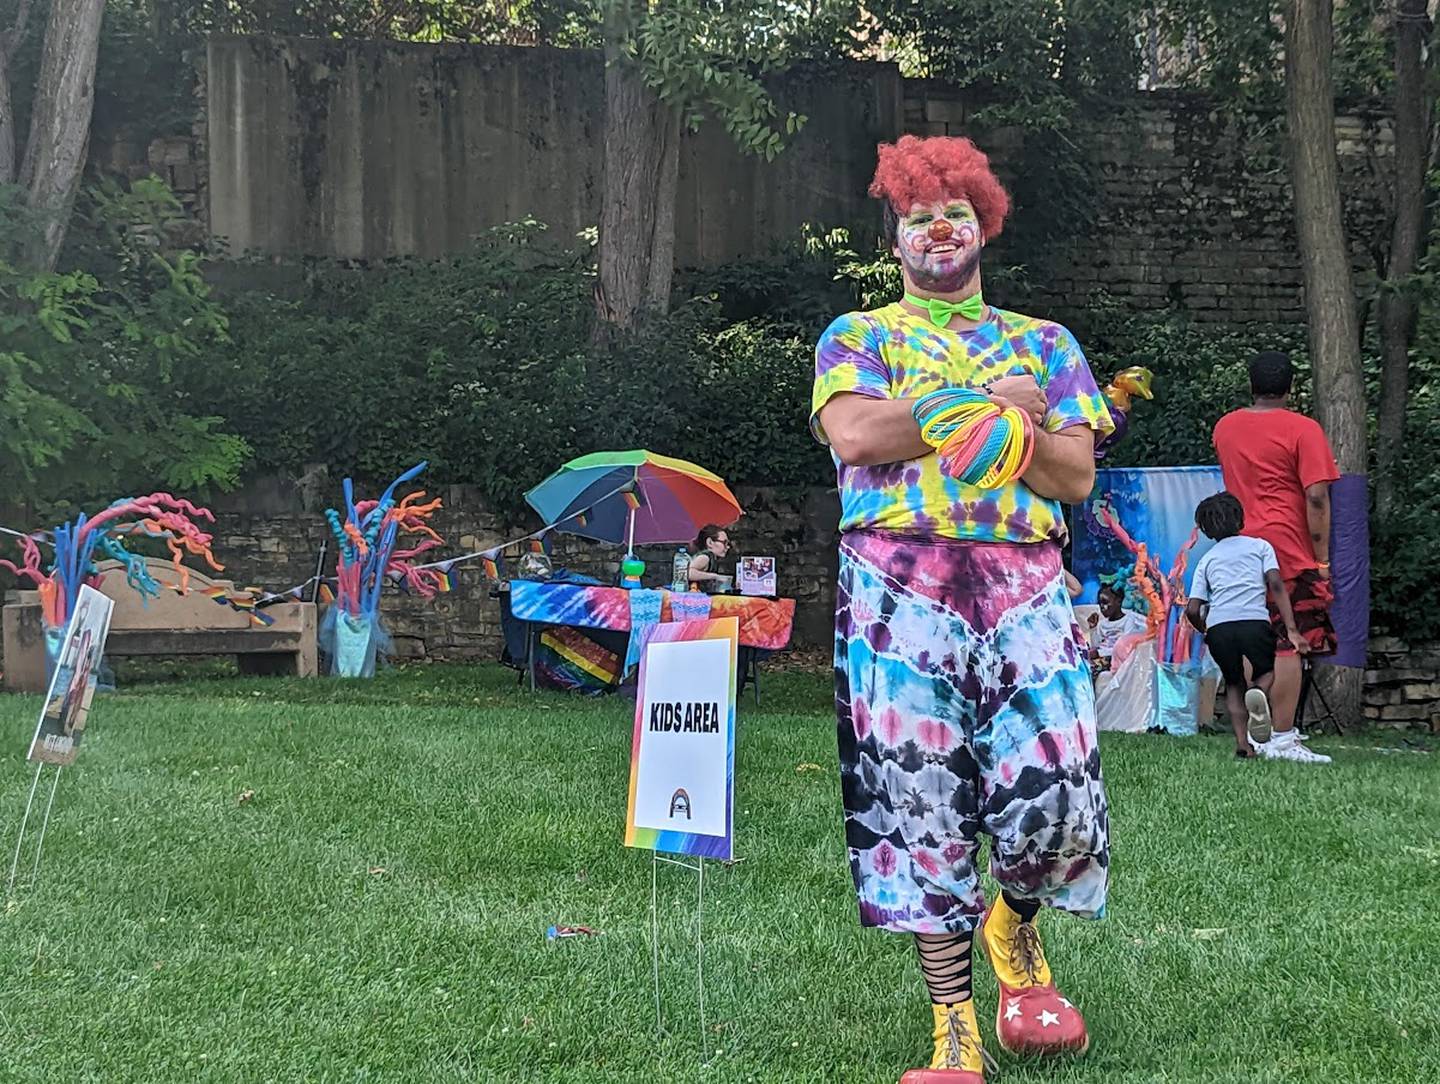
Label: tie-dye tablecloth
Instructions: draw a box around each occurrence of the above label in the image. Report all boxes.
[508,581,795,651]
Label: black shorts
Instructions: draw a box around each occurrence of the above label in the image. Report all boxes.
[1205,620,1276,689]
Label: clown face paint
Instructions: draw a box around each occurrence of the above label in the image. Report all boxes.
[894,199,983,295]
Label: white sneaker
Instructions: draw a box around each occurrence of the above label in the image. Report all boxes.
[1294,730,1312,742]
[1244,688,1273,745]
[1257,730,1332,765]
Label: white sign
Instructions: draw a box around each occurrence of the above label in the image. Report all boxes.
[29,585,115,766]
[625,618,737,858]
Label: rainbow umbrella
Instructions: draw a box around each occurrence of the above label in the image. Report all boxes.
[525,451,741,553]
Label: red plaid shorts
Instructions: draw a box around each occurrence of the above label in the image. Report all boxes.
[1268,568,1337,657]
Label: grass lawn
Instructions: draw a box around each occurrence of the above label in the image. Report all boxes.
[0,663,1437,1083]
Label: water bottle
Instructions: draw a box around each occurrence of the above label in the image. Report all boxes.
[671,547,690,592]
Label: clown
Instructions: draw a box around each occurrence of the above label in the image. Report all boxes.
[811,136,1115,1082]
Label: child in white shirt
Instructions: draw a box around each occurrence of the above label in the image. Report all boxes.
[1088,583,1147,674]
[1186,493,1321,762]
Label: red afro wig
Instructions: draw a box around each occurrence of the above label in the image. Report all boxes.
[869,135,1011,244]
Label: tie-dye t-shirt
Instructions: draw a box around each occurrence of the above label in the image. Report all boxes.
[811,304,1114,543]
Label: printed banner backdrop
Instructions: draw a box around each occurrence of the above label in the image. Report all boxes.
[625,617,738,860]
[1073,467,1370,669]
[29,585,115,766]
[1072,467,1224,604]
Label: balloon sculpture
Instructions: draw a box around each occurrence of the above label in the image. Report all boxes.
[1093,499,1201,667]
[0,494,223,670]
[321,462,446,678]
[1093,366,1155,461]
[1097,562,1149,622]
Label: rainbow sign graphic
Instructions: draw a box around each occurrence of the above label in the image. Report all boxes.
[624,617,738,860]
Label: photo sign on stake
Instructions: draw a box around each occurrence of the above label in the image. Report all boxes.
[28,585,115,766]
[625,618,738,860]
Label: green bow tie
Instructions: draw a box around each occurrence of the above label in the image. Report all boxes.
[904,291,986,328]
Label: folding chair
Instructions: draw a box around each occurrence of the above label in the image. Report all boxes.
[1295,656,1343,736]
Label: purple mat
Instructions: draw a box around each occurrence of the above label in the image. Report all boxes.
[1322,473,1369,669]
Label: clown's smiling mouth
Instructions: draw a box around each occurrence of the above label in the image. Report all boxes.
[926,242,959,255]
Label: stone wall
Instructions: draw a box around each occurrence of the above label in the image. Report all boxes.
[85,123,209,260]
[905,83,1393,325]
[1364,638,1440,732]
[194,474,840,662]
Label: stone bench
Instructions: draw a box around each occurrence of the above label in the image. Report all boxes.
[2,558,316,693]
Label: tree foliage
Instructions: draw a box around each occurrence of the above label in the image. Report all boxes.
[157,0,595,43]
[1138,0,1398,102]
[0,178,248,509]
[869,0,1140,124]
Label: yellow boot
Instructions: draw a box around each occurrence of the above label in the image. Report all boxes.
[979,895,1088,1056]
[898,1000,995,1084]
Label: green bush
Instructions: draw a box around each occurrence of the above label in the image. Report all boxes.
[188,228,1434,638]
[195,226,832,515]
[1080,301,1312,469]
[196,226,592,499]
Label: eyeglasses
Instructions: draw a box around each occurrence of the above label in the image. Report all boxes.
[713,538,730,547]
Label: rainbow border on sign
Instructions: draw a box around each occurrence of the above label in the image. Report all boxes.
[624,617,738,859]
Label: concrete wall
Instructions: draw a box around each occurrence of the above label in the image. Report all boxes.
[207,39,606,259]
[201,38,1395,324]
[205,36,901,265]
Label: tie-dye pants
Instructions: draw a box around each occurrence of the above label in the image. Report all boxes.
[834,530,1109,934]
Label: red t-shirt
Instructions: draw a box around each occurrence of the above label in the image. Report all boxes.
[1212,407,1340,580]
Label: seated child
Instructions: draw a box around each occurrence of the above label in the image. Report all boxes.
[1088,583,1147,674]
[1185,493,1310,759]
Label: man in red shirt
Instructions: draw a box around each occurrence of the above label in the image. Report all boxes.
[1213,351,1338,764]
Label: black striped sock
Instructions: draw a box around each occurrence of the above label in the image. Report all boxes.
[915,932,975,1004]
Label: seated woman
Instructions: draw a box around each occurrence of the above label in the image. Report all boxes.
[687,525,733,593]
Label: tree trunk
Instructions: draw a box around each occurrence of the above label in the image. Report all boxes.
[0,0,36,185]
[18,0,106,271]
[595,23,681,330]
[1284,0,1366,726]
[0,48,16,185]
[1374,0,1432,518]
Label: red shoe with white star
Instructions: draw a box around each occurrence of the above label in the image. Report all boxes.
[979,897,1090,1056]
